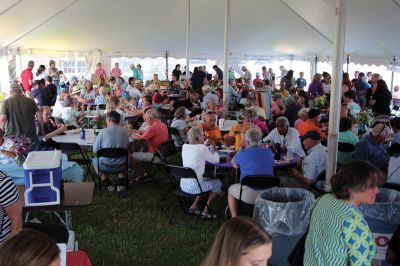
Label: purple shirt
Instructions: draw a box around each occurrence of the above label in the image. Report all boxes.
[308,81,323,97]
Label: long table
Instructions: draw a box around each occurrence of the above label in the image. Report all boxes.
[18,182,95,229]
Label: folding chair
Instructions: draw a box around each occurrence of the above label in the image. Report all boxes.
[309,170,326,195]
[225,175,280,218]
[56,142,96,185]
[95,148,129,197]
[338,142,356,153]
[168,126,186,150]
[382,182,400,191]
[165,165,214,228]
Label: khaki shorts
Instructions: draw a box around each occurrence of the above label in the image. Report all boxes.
[228,183,260,205]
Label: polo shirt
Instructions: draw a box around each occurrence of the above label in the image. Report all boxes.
[141,120,168,153]
[297,120,327,141]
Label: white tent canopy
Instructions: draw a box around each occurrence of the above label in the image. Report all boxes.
[0,0,399,65]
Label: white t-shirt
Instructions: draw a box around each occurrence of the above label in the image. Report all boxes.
[387,156,400,184]
[182,144,219,181]
[52,100,65,118]
[263,127,305,157]
[61,107,80,126]
[170,119,188,147]
[0,139,13,160]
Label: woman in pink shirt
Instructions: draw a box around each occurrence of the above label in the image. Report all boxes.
[95,63,107,79]
[110,63,122,78]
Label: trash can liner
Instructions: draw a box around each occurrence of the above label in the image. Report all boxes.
[360,188,400,225]
[253,188,315,236]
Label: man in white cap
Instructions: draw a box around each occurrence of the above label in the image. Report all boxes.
[353,123,390,170]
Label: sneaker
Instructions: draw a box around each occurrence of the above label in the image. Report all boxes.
[117,186,125,192]
[107,186,115,192]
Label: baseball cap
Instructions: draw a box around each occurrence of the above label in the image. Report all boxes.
[303,130,321,141]
[308,109,321,119]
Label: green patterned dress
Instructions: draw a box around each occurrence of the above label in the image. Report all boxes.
[304,194,376,266]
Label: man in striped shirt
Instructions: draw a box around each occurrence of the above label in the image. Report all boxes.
[0,171,22,243]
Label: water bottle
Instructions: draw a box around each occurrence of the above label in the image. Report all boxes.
[274,143,281,160]
[80,128,86,140]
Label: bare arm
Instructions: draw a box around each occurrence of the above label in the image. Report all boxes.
[0,114,7,131]
[44,125,67,141]
[4,202,22,236]
[0,149,16,158]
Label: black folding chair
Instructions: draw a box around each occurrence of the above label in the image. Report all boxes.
[382,183,400,191]
[338,142,355,152]
[55,142,96,185]
[95,148,129,197]
[165,165,214,228]
[309,170,327,195]
[225,175,280,218]
[168,126,186,150]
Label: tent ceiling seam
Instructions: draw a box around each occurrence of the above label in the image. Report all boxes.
[392,0,400,8]
[6,0,80,48]
[0,0,24,17]
[279,0,334,45]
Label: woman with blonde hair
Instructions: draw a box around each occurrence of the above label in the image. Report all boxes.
[202,217,272,266]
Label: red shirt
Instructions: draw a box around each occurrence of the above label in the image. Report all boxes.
[141,120,168,153]
[21,68,33,92]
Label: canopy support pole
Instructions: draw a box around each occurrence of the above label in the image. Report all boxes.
[165,51,169,80]
[326,0,347,189]
[223,0,230,105]
[391,56,397,95]
[346,54,350,73]
[314,55,318,74]
[185,0,191,80]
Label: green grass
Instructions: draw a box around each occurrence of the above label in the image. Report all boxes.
[33,170,229,266]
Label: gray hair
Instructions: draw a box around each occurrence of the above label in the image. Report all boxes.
[174,107,187,119]
[298,108,309,118]
[244,109,257,122]
[144,109,159,120]
[187,127,203,144]
[202,85,211,93]
[245,128,262,147]
[276,116,289,127]
[10,83,23,94]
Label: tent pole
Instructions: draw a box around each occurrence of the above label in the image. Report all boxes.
[223,0,230,105]
[185,0,190,80]
[314,54,318,74]
[346,54,350,73]
[326,0,347,189]
[391,56,397,96]
[165,51,169,80]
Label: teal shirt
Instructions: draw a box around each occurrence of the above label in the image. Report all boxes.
[337,130,358,165]
[132,68,142,80]
[304,194,376,266]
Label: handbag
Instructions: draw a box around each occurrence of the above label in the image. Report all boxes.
[287,197,321,266]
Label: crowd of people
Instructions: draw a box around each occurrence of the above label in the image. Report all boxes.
[0,59,399,265]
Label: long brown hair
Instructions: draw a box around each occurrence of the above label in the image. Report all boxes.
[0,229,59,266]
[202,217,272,266]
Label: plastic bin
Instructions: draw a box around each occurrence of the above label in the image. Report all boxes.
[23,150,62,206]
[360,188,400,265]
[253,188,315,266]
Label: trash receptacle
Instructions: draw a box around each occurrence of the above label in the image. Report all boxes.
[253,188,315,266]
[360,188,400,266]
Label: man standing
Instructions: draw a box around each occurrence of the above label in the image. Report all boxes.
[241,66,252,88]
[296,71,307,89]
[20,61,34,96]
[93,111,130,192]
[47,60,60,94]
[0,83,43,150]
[213,65,223,81]
[279,130,327,188]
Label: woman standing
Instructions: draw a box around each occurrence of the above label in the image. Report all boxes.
[304,160,380,265]
[368,78,392,115]
[35,65,46,80]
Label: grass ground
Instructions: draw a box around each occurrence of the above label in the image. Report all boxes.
[32,171,229,266]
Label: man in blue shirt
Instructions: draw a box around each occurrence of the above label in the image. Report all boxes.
[228,129,274,217]
[353,72,371,107]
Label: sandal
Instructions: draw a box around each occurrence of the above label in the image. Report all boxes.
[201,211,217,220]
[188,208,200,215]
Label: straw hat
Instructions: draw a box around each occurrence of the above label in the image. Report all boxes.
[70,85,81,95]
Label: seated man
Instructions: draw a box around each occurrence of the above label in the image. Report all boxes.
[130,109,169,181]
[0,171,22,243]
[93,111,130,192]
[279,130,327,189]
[263,116,305,157]
[228,129,274,218]
[343,90,361,116]
[297,109,327,141]
[198,111,222,146]
[353,123,390,171]
[105,97,125,125]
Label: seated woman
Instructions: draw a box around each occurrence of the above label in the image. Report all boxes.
[181,127,221,219]
[61,96,84,127]
[228,129,274,218]
[0,229,60,266]
[81,81,96,103]
[170,107,189,147]
[41,106,67,149]
[202,217,272,266]
[225,109,260,148]
[337,117,358,165]
[0,129,16,159]
[304,160,380,265]
[95,86,107,105]
[294,107,309,130]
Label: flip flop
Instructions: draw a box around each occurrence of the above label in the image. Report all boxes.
[201,211,217,220]
[188,208,200,215]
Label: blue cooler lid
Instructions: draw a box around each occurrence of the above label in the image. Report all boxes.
[23,150,62,170]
